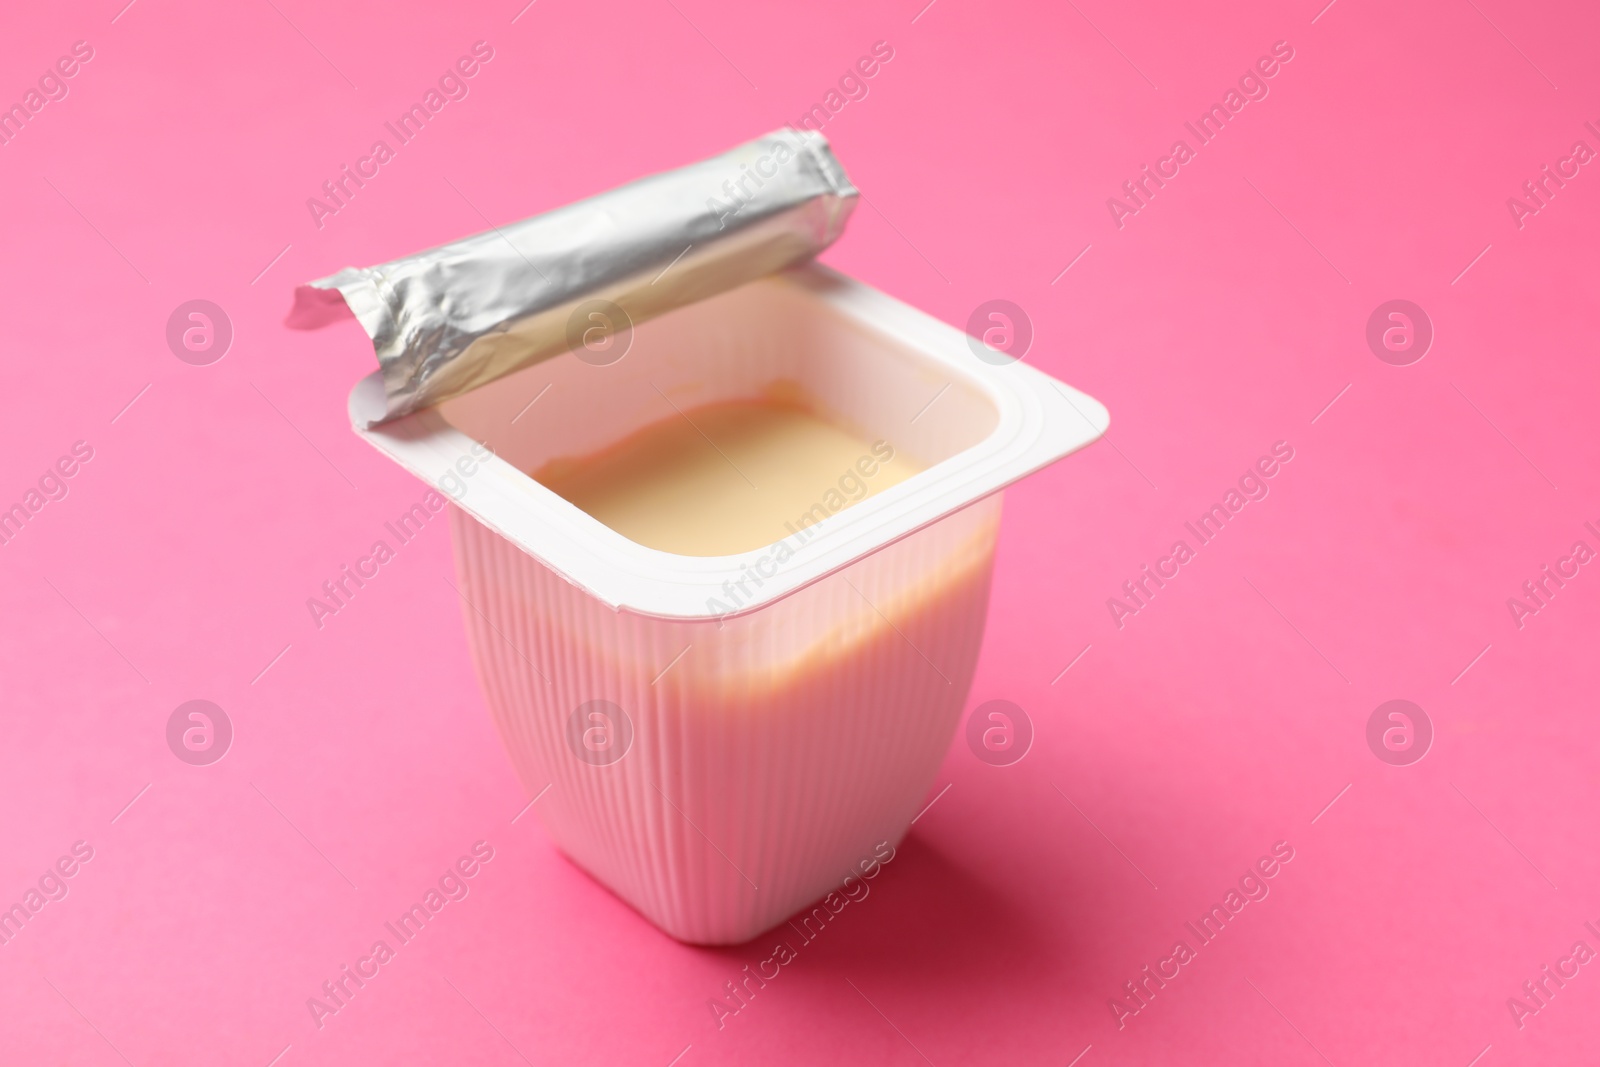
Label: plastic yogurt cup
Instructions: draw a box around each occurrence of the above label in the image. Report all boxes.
[348,262,1108,943]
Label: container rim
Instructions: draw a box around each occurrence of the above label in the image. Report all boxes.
[348,263,1109,620]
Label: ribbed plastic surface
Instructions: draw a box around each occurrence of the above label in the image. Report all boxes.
[452,493,1002,944]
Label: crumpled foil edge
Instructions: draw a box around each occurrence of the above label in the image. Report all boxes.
[288,128,859,426]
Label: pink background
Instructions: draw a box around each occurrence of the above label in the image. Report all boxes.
[2,0,1597,1063]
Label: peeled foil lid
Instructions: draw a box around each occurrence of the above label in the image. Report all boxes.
[287,129,859,426]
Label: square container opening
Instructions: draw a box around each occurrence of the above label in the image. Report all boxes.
[435,269,1001,555]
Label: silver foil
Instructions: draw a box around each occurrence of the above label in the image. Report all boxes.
[289,129,858,426]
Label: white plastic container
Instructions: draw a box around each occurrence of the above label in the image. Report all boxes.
[350,263,1107,944]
